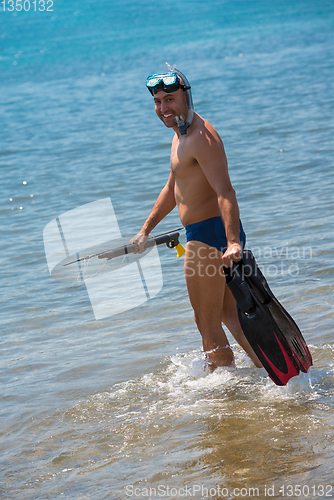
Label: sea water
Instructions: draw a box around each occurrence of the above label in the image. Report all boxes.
[1,0,334,498]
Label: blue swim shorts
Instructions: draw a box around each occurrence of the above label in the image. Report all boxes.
[185,216,246,253]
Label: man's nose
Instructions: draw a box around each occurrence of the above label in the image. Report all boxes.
[161,100,169,112]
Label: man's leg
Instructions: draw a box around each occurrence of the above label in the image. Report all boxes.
[185,240,262,369]
[184,240,234,368]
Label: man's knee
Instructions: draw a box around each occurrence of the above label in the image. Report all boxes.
[194,311,221,335]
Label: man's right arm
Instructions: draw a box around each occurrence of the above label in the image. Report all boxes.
[130,171,176,252]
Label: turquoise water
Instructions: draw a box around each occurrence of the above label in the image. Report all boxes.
[1,0,334,498]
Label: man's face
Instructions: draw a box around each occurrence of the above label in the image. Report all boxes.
[153,88,188,129]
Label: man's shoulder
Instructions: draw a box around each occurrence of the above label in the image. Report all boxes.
[189,114,222,145]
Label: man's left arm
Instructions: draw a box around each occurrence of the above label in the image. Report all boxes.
[192,127,242,267]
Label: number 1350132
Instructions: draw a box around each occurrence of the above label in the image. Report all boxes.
[1,0,53,11]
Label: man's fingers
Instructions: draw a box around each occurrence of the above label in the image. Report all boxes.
[222,255,234,268]
[130,233,149,254]
[222,244,242,267]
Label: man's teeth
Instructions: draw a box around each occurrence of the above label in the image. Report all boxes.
[163,113,173,118]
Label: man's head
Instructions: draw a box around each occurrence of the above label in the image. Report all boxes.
[146,66,194,135]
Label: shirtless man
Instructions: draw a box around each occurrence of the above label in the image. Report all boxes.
[131,67,261,369]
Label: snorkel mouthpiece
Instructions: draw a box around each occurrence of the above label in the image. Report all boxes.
[165,63,194,135]
[174,115,187,135]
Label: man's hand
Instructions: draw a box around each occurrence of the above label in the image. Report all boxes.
[222,243,242,268]
[129,233,149,254]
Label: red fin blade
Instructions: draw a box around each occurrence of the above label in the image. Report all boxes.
[288,322,313,373]
[258,333,300,386]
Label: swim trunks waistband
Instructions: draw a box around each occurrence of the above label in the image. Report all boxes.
[185,216,246,253]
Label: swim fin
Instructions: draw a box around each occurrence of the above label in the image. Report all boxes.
[224,250,313,386]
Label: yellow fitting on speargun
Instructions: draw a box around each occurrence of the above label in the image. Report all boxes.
[166,234,185,258]
[174,242,185,258]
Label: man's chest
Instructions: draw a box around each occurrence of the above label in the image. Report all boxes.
[170,140,197,178]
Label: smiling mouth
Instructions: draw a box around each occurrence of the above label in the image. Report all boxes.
[162,113,173,119]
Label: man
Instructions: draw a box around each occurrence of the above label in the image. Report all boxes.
[131,66,261,370]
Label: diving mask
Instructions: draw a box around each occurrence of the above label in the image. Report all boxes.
[146,73,190,96]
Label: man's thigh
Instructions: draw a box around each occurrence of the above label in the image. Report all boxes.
[184,240,226,324]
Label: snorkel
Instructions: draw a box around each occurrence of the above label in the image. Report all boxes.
[165,63,194,135]
[146,64,194,136]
